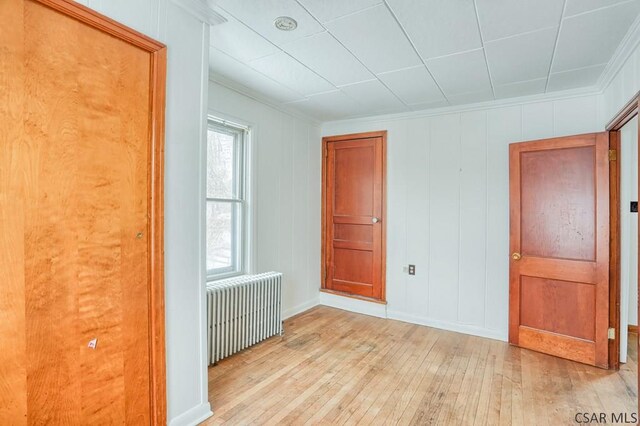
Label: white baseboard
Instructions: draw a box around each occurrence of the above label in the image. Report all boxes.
[282,298,320,320]
[313,291,506,342]
[169,402,213,426]
[318,292,387,319]
[386,310,507,342]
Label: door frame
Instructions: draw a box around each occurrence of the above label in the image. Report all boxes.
[606,91,639,373]
[321,131,387,303]
[36,0,168,422]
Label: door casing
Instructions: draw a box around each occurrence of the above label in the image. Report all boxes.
[606,92,640,372]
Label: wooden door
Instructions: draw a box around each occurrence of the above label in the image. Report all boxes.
[0,1,166,423]
[322,131,386,301]
[509,133,610,368]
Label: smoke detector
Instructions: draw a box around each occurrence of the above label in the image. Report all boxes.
[274,16,298,31]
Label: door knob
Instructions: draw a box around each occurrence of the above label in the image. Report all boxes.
[372,217,380,224]
[512,252,522,261]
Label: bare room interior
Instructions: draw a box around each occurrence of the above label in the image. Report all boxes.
[1,0,639,425]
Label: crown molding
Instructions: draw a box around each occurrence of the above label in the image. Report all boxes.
[169,0,226,25]
[322,85,601,126]
[209,73,322,126]
[597,14,640,92]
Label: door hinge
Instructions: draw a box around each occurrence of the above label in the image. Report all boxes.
[608,327,615,340]
[609,149,617,161]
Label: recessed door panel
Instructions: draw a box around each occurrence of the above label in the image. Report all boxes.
[520,276,596,341]
[520,147,596,261]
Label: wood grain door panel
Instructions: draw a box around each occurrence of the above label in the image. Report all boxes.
[323,132,386,301]
[509,133,609,368]
[0,0,166,423]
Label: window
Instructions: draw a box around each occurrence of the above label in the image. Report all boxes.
[206,118,247,280]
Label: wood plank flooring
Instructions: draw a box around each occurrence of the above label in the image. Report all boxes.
[204,306,637,425]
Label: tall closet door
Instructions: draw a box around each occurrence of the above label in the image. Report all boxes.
[0,1,166,424]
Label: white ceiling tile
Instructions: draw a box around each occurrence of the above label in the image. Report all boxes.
[547,64,606,91]
[426,49,492,96]
[216,0,324,45]
[494,78,547,99]
[476,0,563,41]
[485,27,557,85]
[386,0,481,59]
[447,89,495,105]
[377,66,445,105]
[281,32,374,86]
[552,1,640,72]
[565,0,633,17]
[297,0,382,23]
[339,79,407,113]
[209,48,305,103]
[208,0,639,120]
[210,16,277,62]
[324,4,421,73]
[285,90,363,120]
[249,51,336,96]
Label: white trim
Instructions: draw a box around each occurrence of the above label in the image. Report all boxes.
[283,298,320,320]
[598,14,640,93]
[322,85,601,127]
[318,292,388,319]
[315,292,507,341]
[169,0,226,25]
[197,20,211,423]
[169,402,213,426]
[386,310,507,342]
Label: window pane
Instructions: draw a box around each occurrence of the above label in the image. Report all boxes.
[206,201,236,272]
[207,128,236,199]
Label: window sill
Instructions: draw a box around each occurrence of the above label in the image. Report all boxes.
[207,272,245,282]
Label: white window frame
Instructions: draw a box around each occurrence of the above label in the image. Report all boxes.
[206,118,248,281]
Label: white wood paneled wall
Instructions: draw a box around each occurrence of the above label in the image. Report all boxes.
[208,82,322,320]
[322,94,604,341]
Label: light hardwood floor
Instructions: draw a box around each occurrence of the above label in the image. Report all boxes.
[204,306,637,425]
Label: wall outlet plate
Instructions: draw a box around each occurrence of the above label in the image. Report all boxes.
[408,265,415,275]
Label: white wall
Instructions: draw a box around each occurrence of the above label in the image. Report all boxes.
[208,81,322,319]
[75,1,212,424]
[322,94,605,341]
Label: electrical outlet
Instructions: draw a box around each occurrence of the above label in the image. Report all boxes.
[408,265,415,275]
[632,201,638,213]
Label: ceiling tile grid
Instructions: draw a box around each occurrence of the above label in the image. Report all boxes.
[209,0,640,120]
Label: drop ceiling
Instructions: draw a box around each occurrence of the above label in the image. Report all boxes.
[209,0,640,121]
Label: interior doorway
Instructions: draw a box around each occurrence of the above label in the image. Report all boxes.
[619,117,639,364]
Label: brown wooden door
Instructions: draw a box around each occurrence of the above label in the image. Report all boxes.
[0,1,166,424]
[322,132,386,301]
[509,133,610,368]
